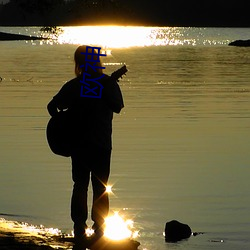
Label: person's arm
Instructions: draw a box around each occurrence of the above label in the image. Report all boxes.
[47,99,58,117]
[112,82,124,113]
[104,80,124,113]
[47,81,72,116]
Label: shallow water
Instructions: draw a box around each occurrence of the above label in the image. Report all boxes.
[0,27,250,249]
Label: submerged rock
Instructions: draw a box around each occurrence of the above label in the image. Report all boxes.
[228,39,250,47]
[164,220,192,242]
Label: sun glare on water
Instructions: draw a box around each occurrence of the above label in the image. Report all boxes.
[46,26,226,47]
[104,212,138,241]
[81,212,138,241]
[105,185,113,194]
[57,26,153,48]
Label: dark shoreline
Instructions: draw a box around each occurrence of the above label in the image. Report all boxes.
[0,31,46,41]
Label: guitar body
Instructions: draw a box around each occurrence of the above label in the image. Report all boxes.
[46,65,127,157]
[46,110,72,157]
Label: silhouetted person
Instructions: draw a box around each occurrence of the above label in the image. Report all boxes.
[47,45,124,244]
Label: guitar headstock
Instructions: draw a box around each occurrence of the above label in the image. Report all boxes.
[110,65,128,82]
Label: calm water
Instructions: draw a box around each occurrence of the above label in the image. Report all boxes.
[0,27,250,249]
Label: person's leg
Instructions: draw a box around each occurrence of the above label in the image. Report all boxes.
[71,150,90,238]
[91,149,111,234]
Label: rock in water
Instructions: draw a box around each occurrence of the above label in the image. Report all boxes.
[228,39,250,47]
[164,220,192,242]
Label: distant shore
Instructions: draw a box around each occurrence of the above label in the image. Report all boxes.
[0,31,46,41]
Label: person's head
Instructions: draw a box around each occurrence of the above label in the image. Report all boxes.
[74,45,104,77]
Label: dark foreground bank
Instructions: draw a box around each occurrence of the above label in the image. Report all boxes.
[0,233,53,250]
[0,219,71,250]
[0,219,140,250]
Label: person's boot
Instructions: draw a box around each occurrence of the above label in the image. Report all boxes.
[92,223,104,241]
[73,223,89,248]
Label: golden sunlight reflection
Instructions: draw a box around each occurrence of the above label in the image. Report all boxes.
[104,212,139,241]
[57,26,153,48]
[105,185,113,194]
[42,26,229,47]
[56,26,192,48]
[85,227,95,237]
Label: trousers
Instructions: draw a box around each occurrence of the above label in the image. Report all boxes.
[70,147,111,236]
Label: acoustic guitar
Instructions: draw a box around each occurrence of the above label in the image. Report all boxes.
[46,65,127,157]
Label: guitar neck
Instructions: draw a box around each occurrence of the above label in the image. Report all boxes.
[110,65,128,82]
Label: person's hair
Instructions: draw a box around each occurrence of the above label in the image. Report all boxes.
[74,45,104,77]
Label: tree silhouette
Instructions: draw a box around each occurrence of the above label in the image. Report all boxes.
[0,0,142,26]
[9,0,62,15]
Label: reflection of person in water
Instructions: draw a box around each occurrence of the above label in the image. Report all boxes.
[47,45,124,243]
